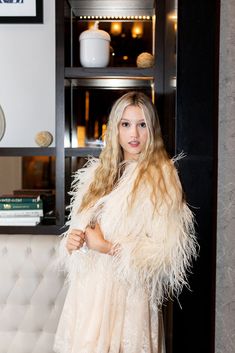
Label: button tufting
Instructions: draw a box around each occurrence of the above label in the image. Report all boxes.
[2,247,8,255]
[13,273,19,280]
[50,247,56,255]
[37,273,43,280]
[26,247,32,255]
[0,234,66,352]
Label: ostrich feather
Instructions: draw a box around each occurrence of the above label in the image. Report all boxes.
[56,157,198,307]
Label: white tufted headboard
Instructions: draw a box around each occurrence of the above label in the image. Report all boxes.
[0,234,67,353]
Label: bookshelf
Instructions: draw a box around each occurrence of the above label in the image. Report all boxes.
[0,0,177,235]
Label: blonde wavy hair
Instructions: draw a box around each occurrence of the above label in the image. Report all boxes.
[80,91,183,211]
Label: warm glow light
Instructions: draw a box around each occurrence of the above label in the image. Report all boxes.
[102,124,107,141]
[168,11,177,21]
[77,126,86,147]
[123,55,128,60]
[94,121,99,139]
[88,21,95,29]
[110,22,122,35]
[170,77,176,88]
[85,91,89,122]
[131,22,143,38]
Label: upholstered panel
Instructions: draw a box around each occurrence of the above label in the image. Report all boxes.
[0,234,66,353]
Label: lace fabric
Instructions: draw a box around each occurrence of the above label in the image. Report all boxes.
[53,254,166,353]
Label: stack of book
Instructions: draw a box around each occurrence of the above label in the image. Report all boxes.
[0,194,43,226]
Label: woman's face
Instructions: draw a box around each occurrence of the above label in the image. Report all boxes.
[118,105,148,160]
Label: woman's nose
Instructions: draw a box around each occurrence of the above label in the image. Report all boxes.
[130,124,138,137]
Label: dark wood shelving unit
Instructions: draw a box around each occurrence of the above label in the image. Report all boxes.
[65,67,154,79]
[0,225,63,235]
[0,147,56,156]
[65,147,101,157]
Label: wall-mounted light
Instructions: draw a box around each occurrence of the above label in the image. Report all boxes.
[77,126,86,147]
[110,22,122,35]
[168,11,177,22]
[168,11,177,32]
[131,22,143,38]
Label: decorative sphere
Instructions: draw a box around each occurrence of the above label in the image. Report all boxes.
[35,131,53,147]
[136,52,154,68]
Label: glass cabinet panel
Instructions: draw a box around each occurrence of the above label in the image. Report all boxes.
[65,0,156,68]
[64,83,153,148]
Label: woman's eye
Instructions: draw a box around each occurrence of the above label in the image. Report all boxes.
[140,122,146,128]
[121,122,129,127]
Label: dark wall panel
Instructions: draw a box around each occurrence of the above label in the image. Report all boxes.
[173,1,220,353]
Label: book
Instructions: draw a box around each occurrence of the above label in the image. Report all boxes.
[13,189,54,196]
[0,209,43,217]
[0,201,43,210]
[0,216,41,226]
[12,189,55,213]
[0,194,40,203]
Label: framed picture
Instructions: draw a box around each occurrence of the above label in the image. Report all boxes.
[0,0,43,24]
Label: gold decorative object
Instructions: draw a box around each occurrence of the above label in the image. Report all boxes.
[35,131,53,147]
[136,52,154,68]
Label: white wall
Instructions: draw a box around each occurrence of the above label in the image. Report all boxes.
[0,0,55,147]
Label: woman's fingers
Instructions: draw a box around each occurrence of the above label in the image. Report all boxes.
[69,229,85,238]
[66,229,86,252]
[69,234,84,243]
[69,238,83,247]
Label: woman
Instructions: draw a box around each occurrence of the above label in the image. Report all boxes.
[54,92,198,353]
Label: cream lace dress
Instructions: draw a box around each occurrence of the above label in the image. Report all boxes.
[54,252,165,353]
[53,160,197,353]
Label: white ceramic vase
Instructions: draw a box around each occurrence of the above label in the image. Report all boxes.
[79,21,111,68]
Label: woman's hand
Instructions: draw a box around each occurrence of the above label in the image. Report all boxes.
[66,229,85,254]
[85,223,112,254]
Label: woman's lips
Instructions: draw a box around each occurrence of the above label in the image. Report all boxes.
[129,141,140,147]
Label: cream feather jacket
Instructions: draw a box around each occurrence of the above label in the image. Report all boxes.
[54,157,198,353]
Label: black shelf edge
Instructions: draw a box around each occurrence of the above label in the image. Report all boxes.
[0,225,62,235]
[65,147,102,157]
[65,67,154,79]
[0,148,56,157]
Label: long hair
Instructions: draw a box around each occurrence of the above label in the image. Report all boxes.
[79,91,182,211]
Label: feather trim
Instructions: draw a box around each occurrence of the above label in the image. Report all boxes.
[93,159,199,308]
[54,157,100,273]
[110,203,198,309]
[55,155,199,309]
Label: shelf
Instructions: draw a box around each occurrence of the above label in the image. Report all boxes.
[0,147,102,157]
[0,225,64,235]
[65,147,101,157]
[67,0,154,17]
[0,147,56,157]
[65,67,154,79]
